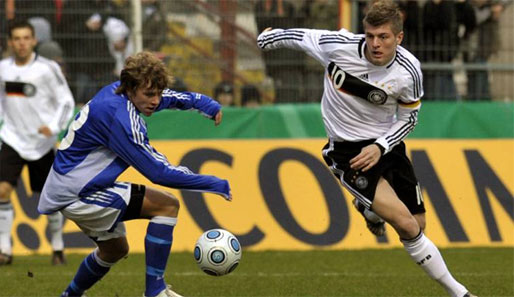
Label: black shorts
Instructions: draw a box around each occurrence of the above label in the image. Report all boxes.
[121,184,146,221]
[0,143,55,192]
[322,139,425,215]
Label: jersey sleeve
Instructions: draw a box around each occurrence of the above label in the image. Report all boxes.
[156,89,221,119]
[397,55,424,104]
[374,101,421,154]
[374,53,423,154]
[257,28,333,67]
[107,105,230,197]
[45,61,75,135]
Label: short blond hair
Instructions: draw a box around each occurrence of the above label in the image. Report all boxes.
[363,0,403,35]
[116,51,174,95]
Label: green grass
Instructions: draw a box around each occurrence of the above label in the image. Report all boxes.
[0,248,512,297]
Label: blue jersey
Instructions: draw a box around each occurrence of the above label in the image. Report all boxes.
[38,82,230,214]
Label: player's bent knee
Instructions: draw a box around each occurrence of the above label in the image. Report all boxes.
[162,194,180,217]
[118,244,130,259]
[99,245,129,263]
[390,215,420,238]
[97,237,130,262]
[0,182,14,200]
[414,214,426,231]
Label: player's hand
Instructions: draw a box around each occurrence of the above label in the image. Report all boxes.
[38,126,52,137]
[349,144,382,172]
[214,110,223,126]
[222,191,232,202]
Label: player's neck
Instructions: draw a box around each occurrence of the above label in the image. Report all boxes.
[14,52,34,66]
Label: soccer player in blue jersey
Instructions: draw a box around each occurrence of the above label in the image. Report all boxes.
[38,51,231,297]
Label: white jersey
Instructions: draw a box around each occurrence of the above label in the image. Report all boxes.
[0,53,75,160]
[257,28,423,154]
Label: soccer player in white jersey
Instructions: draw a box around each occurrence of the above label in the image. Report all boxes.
[257,1,477,297]
[0,20,75,266]
[38,51,231,297]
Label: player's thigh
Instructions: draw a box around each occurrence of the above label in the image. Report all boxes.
[372,178,419,237]
[27,149,55,192]
[322,139,381,208]
[140,186,180,219]
[0,143,26,194]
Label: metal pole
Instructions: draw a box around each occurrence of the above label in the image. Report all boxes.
[219,0,237,83]
[131,0,143,53]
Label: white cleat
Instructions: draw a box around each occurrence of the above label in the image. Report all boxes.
[144,285,184,297]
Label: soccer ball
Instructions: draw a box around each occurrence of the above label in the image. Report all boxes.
[194,229,242,276]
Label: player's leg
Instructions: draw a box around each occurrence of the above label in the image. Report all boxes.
[28,150,65,265]
[0,182,14,265]
[61,237,127,297]
[322,140,385,236]
[59,182,135,296]
[0,143,26,265]
[414,213,426,230]
[136,186,181,297]
[372,178,470,297]
[47,211,65,265]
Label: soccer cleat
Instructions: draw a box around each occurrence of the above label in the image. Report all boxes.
[144,285,183,297]
[463,293,478,297]
[52,250,67,265]
[352,199,386,236]
[0,253,12,265]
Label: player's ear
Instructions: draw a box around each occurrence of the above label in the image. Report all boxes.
[396,31,404,45]
[126,88,135,100]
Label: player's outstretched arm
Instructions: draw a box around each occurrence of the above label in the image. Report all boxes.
[108,108,231,199]
[257,27,331,66]
[158,89,222,125]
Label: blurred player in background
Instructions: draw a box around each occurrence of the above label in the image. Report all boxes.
[0,20,74,266]
[38,51,231,297]
[257,1,476,296]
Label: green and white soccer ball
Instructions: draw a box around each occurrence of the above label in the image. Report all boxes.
[194,229,242,276]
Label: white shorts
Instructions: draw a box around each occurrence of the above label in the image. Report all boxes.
[61,182,132,241]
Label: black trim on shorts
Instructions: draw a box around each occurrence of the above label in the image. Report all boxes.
[121,184,146,221]
[322,139,425,215]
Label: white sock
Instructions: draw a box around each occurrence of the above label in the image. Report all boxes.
[0,202,13,255]
[402,232,468,297]
[47,212,64,251]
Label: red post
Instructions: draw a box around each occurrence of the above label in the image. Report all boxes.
[219,0,237,83]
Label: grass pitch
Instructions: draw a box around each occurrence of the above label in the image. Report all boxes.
[0,248,512,297]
